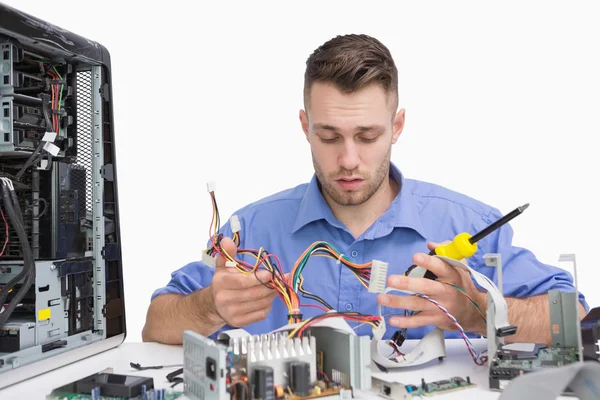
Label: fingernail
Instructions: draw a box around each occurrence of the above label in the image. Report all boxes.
[390,317,400,326]
[415,254,423,264]
[379,295,389,305]
[390,276,401,286]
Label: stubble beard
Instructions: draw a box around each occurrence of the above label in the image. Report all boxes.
[312,150,391,207]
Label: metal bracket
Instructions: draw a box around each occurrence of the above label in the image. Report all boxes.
[484,253,506,369]
[557,253,583,363]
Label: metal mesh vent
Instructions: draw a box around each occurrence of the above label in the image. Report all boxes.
[74,70,94,212]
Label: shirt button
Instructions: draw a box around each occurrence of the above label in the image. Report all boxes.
[351,250,358,257]
[345,303,353,311]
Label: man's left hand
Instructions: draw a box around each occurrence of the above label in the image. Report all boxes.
[377,241,488,336]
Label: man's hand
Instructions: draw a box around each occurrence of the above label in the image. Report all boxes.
[210,237,278,328]
[377,241,488,336]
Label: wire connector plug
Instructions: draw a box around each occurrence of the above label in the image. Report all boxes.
[202,251,216,268]
[225,261,236,268]
[206,181,216,193]
[230,215,241,233]
[368,260,388,293]
[372,320,386,341]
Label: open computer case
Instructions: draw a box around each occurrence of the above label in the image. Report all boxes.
[0,2,125,388]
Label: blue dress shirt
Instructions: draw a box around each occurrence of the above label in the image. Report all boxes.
[151,163,588,340]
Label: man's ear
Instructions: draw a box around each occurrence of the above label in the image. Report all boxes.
[392,108,405,144]
[299,109,309,142]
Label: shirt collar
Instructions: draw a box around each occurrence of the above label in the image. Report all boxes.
[291,162,426,238]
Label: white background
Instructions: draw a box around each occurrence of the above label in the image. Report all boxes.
[3,0,599,342]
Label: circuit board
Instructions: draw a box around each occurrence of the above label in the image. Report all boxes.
[489,345,580,390]
[492,346,579,370]
[373,376,475,399]
[406,377,475,397]
[46,389,183,400]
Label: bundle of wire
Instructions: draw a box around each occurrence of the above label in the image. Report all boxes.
[287,241,373,313]
[14,58,63,181]
[286,311,382,339]
[415,294,487,365]
[0,178,36,328]
[202,189,375,325]
[203,189,301,323]
[384,289,487,366]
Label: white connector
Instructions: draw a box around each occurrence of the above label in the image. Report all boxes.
[43,141,60,156]
[206,181,216,193]
[225,261,236,268]
[230,215,241,233]
[42,131,57,142]
[202,251,216,268]
[372,319,387,341]
[368,260,389,294]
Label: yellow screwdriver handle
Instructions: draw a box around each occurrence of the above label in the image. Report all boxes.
[434,232,478,260]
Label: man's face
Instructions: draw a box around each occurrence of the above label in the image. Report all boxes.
[300,82,404,206]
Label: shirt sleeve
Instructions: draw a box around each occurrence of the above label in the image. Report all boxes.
[473,207,589,313]
[150,219,236,301]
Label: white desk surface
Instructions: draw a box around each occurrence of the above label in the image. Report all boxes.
[0,339,570,400]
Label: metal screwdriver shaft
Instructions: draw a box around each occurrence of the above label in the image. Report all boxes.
[469,203,529,244]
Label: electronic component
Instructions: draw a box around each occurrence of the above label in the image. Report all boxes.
[0,317,35,352]
[0,3,126,390]
[230,215,241,233]
[372,377,410,400]
[368,260,388,294]
[182,318,372,400]
[289,362,310,396]
[253,366,275,400]
[47,371,183,399]
[489,287,582,391]
[307,326,371,390]
[413,376,474,396]
[372,376,474,399]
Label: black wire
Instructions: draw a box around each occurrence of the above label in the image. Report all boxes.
[0,184,29,306]
[290,311,380,338]
[14,141,45,181]
[0,183,35,327]
[300,291,333,310]
[211,193,221,232]
[253,267,272,290]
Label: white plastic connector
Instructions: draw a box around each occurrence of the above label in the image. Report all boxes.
[202,251,216,268]
[225,261,236,268]
[206,181,216,193]
[368,260,389,294]
[372,319,387,341]
[230,215,241,233]
[43,141,60,156]
[42,131,57,142]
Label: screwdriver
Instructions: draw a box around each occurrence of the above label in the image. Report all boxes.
[405,203,529,280]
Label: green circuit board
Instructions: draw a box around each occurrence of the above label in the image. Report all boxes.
[46,390,183,400]
[406,376,475,397]
[493,347,579,370]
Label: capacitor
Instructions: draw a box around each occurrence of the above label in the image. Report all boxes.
[252,366,274,400]
[235,382,248,400]
[289,361,310,396]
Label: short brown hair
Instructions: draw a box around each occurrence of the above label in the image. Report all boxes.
[304,34,398,111]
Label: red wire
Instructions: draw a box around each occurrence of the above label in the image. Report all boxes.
[300,303,329,313]
[296,314,381,337]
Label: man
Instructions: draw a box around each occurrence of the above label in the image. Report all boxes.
[142,34,588,345]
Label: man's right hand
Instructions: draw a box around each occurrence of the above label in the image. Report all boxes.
[210,237,278,328]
